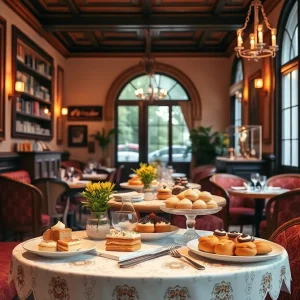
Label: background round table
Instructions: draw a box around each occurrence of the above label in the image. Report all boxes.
[10,230,291,300]
[228,188,289,237]
[108,195,226,213]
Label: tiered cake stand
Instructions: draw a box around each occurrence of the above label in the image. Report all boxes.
[160,205,224,245]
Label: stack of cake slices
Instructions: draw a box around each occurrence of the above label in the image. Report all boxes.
[38,221,81,252]
[105,230,141,252]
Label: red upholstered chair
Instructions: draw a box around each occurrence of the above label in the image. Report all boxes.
[211,174,255,232]
[0,176,50,240]
[260,188,300,239]
[267,174,300,190]
[61,160,85,171]
[190,164,216,184]
[0,242,19,300]
[1,170,31,184]
[269,217,300,300]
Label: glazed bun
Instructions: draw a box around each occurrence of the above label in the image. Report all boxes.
[235,242,257,256]
[185,190,198,202]
[165,197,180,208]
[192,200,207,209]
[254,241,272,255]
[198,235,219,253]
[198,191,213,202]
[214,240,235,256]
[175,198,192,209]
[177,191,186,200]
[206,200,218,209]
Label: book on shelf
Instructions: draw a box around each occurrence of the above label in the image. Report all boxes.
[17,44,25,62]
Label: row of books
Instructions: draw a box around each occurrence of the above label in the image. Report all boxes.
[17,43,52,78]
[16,120,50,136]
[16,98,50,119]
[15,141,44,152]
[16,71,51,101]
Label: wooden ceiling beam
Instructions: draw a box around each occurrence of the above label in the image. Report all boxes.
[213,0,226,15]
[85,32,101,48]
[141,0,152,16]
[63,0,80,15]
[196,31,210,49]
[42,15,244,31]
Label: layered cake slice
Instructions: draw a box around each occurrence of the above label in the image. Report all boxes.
[51,221,72,241]
[57,238,81,251]
[38,240,57,252]
[105,230,141,252]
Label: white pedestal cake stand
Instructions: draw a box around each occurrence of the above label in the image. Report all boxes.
[160,205,222,245]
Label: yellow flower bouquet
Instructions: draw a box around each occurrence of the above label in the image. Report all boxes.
[132,163,157,188]
[81,181,115,213]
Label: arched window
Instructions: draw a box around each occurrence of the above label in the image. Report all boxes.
[116,73,191,167]
[279,0,299,169]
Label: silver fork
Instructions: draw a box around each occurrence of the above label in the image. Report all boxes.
[168,245,205,270]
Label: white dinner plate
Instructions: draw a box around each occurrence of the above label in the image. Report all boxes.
[139,226,179,241]
[187,238,285,263]
[23,238,97,258]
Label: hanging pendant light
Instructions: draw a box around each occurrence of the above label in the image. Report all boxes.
[235,0,279,61]
[135,30,168,101]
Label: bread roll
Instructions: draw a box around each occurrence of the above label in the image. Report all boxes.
[175,198,192,209]
[254,241,272,255]
[198,191,213,202]
[206,200,218,209]
[198,235,219,253]
[192,200,207,209]
[185,190,198,202]
[214,240,235,256]
[177,191,186,200]
[235,242,257,256]
[165,196,180,208]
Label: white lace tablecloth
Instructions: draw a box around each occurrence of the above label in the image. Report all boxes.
[9,230,291,300]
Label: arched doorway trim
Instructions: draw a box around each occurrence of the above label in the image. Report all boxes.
[104,62,202,122]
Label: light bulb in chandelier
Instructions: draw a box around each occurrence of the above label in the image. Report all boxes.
[234,0,279,61]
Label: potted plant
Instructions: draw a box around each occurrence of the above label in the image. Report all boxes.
[91,128,116,166]
[132,163,157,200]
[81,181,115,239]
[186,126,229,166]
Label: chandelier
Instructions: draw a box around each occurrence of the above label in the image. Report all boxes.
[135,30,168,101]
[235,0,279,61]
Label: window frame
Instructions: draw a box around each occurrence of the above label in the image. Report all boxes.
[115,73,191,166]
[275,0,299,173]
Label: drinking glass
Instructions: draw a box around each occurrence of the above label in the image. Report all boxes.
[259,175,267,191]
[111,197,138,231]
[250,173,260,190]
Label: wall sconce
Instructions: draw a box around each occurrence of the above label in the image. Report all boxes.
[61,107,68,116]
[8,81,25,100]
[254,78,264,89]
[43,107,50,115]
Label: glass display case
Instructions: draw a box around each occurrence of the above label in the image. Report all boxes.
[220,125,262,161]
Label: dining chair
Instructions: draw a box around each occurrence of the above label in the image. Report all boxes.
[211,173,255,233]
[115,165,125,188]
[32,178,75,226]
[266,173,300,190]
[260,188,300,239]
[0,176,50,240]
[269,217,300,300]
[190,164,216,184]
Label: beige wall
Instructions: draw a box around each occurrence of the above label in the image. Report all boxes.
[64,57,231,161]
[231,1,284,154]
[0,2,67,152]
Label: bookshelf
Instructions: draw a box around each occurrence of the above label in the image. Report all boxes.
[11,26,54,141]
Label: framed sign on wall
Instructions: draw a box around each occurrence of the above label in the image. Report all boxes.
[68,125,88,147]
[68,106,103,121]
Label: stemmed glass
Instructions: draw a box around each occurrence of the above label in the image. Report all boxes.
[66,167,74,181]
[259,175,267,191]
[111,197,138,231]
[250,173,260,190]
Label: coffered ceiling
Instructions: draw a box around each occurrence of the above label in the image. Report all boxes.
[4,0,280,57]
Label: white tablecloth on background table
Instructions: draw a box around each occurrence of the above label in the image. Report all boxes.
[82,173,108,181]
[9,230,291,300]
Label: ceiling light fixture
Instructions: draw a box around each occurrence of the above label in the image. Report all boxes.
[135,30,167,101]
[235,0,279,61]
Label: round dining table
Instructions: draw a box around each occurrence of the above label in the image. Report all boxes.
[228,188,289,237]
[82,173,108,181]
[9,230,291,300]
[108,195,226,213]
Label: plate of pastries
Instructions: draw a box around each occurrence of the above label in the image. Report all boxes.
[135,213,179,240]
[120,177,159,190]
[23,221,97,258]
[159,189,221,214]
[187,229,284,263]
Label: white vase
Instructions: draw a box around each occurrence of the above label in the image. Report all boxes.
[86,212,110,240]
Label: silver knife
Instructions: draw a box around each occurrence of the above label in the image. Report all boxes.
[119,249,171,268]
